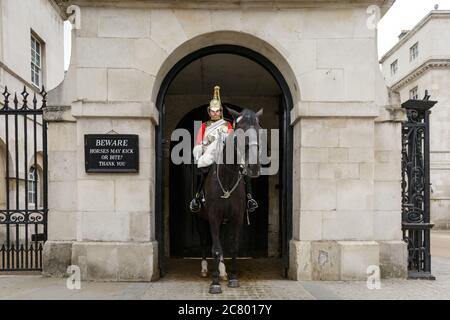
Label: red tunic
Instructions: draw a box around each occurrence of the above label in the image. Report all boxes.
[196,121,233,146]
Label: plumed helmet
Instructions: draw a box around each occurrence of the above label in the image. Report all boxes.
[208,85,222,113]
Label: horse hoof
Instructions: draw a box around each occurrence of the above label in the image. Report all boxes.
[200,271,208,278]
[228,279,240,288]
[220,274,228,281]
[209,284,222,294]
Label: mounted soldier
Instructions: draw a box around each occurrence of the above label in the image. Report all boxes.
[189,85,258,213]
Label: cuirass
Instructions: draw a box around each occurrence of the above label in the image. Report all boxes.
[203,121,229,147]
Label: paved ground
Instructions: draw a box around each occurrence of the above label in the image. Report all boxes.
[0,231,449,300]
[431,230,450,259]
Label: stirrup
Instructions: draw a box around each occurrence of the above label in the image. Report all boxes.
[189,198,201,213]
[247,195,258,213]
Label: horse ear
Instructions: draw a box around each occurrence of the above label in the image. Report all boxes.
[255,108,263,119]
[226,106,241,119]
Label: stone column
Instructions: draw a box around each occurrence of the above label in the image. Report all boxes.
[289,102,407,280]
[42,106,78,277]
[374,105,408,278]
[42,104,159,281]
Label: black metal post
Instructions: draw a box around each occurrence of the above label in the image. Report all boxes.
[401,95,437,280]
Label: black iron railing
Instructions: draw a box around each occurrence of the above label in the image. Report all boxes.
[401,92,437,280]
[0,86,48,271]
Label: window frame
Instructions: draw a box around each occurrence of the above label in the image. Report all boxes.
[31,33,43,88]
[390,59,398,76]
[410,42,419,62]
[27,166,39,206]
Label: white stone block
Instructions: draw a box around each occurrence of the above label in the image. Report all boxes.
[264,10,304,53]
[129,212,151,241]
[301,9,354,39]
[150,9,187,53]
[329,148,348,163]
[77,7,99,37]
[210,10,242,32]
[299,212,322,241]
[375,151,402,181]
[107,69,154,102]
[317,39,375,69]
[134,38,168,76]
[345,67,375,101]
[322,211,374,240]
[78,180,115,211]
[301,120,339,147]
[48,123,77,152]
[76,68,107,101]
[375,122,402,151]
[49,151,77,182]
[299,69,345,101]
[339,241,379,280]
[348,148,374,163]
[300,164,319,179]
[374,181,401,211]
[300,147,329,163]
[360,163,375,180]
[287,40,317,76]
[48,211,77,241]
[337,180,373,211]
[241,10,276,37]
[339,120,374,148]
[319,163,359,180]
[115,180,151,212]
[49,181,77,211]
[81,212,129,241]
[289,240,312,280]
[301,180,336,211]
[76,37,134,69]
[374,212,402,240]
[174,9,212,38]
[98,9,150,38]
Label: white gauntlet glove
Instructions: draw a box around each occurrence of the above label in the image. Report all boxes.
[193,145,203,161]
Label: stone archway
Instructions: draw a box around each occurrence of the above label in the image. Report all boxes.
[153,38,297,277]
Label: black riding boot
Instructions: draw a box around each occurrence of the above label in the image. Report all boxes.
[189,168,208,213]
[244,176,258,212]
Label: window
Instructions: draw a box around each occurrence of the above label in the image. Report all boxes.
[410,42,419,61]
[28,166,39,205]
[31,34,42,88]
[390,60,398,76]
[410,86,419,100]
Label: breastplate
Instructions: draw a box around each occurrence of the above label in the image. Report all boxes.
[203,121,229,146]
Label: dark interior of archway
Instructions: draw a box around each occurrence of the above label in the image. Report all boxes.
[169,105,268,258]
[164,53,281,259]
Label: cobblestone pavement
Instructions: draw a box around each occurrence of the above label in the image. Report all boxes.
[0,232,449,300]
[0,256,449,300]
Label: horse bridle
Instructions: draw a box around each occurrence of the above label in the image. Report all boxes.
[215,130,257,199]
[216,133,247,199]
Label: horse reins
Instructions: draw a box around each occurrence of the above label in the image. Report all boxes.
[216,162,243,199]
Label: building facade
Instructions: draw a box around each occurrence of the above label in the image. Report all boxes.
[42,0,408,282]
[381,10,450,230]
[0,0,65,256]
[0,0,65,94]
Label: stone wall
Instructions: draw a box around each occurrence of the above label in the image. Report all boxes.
[45,1,405,281]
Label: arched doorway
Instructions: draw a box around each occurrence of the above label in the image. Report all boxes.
[169,104,269,258]
[155,45,293,277]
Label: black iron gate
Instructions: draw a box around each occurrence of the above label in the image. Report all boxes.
[401,93,437,280]
[0,87,48,271]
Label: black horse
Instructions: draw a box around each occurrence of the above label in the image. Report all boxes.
[195,107,263,294]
